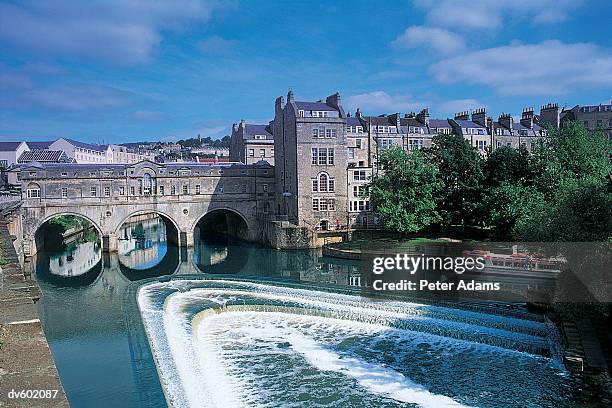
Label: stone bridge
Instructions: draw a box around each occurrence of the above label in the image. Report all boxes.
[17,160,277,255]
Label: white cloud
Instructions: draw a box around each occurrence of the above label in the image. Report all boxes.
[392,26,464,55]
[415,0,580,30]
[23,85,129,111]
[438,99,485,116]
[0,63,131,111]
[0,1,220,65]
[345,91,426,113]
[430,40,612,96]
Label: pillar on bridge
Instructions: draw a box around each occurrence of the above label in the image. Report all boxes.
[181,230,194,248]
[181,231,195,248]
[102,233,118,253]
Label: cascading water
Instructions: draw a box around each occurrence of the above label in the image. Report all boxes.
[138,279,572,408]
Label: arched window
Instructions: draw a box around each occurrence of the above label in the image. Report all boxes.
[319,173,329,192]
[142,173,155,195]
[313,172,335,192]
[26,182,41,198]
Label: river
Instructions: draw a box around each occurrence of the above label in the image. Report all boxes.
[29,216,576,408]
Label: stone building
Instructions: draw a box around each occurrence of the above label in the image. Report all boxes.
[560,102,612,140]
[18,160,276,253]
[402,109,435,151]
[230,120,275,165]
[0,141,29,169]
[49,138,110,164]
[490,108,547,151]
[450,111,491,154]
[273,91,349,231]
[107,144,155,164]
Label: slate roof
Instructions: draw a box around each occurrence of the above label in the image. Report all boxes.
[365,116,396,126]
[63,138,108,152]
[0,141,25,151]
[27,141,54,150]
[492,122,513,136]
[243,124,273,140]
[18,150,71,163]
[21,161,268,172]
[294,101,337,111]
[454,119,486,129]
[429,119,452,128]
[346,117,362,126]
[399,117,426,128]
[514,121,544,135]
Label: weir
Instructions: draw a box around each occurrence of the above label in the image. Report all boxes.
[138,278,571,408]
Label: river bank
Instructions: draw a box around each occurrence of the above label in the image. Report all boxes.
[0,212,69,407]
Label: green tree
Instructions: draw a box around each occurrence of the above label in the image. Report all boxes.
[484,183,545,238]
[532,121,611,197]
[514,180,612,242]
[482,122,611,241]
[369,148,442,233]
[424,133,485,227]
[484,145,532,188]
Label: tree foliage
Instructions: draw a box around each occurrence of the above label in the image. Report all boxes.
[424,134,484,226]
[484,146,532,188]
[509,122,612,241]
[368,121,610,242]
[369,148,442,233]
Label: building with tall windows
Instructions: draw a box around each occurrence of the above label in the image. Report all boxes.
[226,93,607,242]
[558,101,612,141]
[230,120,275,165]
[273,91,349,231]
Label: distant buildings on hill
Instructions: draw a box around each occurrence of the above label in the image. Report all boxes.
[0,137,234,169]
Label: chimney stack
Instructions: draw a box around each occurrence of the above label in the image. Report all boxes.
[326,92,345,117]
[356,108,362,118]
[539,102,560,129]
[520,107,534,129]
[275,95,285,117]
[471,108,487,126]
[416,108,430,126]
[499,113,513,131]
[287,90,295,103]
[389,113,401,128]
[454,111,469,121]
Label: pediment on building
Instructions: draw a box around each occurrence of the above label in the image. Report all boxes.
[127,160,167,176]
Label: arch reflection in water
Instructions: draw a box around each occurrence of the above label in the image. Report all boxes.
[117,213,181,280]
[33,214,103,286]
[193,209,251,274]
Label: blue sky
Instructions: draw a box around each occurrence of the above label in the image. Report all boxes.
[1,0,611,144]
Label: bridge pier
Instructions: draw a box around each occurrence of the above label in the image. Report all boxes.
[102,233,118,253]
[180,231,194,248]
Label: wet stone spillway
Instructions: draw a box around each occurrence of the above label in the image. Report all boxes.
[138,278,572,408]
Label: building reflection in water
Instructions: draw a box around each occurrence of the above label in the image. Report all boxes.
[118,214,168,270]
[49,239,101,278]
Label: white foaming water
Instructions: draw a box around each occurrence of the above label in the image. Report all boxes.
[198,311,471,408]
[137,279,566,408]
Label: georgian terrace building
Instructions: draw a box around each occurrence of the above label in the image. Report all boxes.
[230,92,564,234]
[230,120,275,165]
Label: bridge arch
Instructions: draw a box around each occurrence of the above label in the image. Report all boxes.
[33,211,104,240]
[30,212,104,276]
[190,207,251,237]
[113,209,181,270]
[113,209,180,237]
